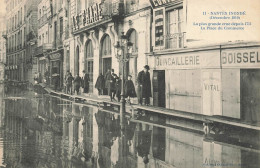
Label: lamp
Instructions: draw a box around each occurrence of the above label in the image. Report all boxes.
[114,32,133,130]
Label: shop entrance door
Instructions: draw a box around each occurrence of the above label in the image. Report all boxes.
[103,58,112,75]
[241,69,260,125]
[103,57,112,95]
[153,70,166,107]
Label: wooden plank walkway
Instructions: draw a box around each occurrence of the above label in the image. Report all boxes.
[38,85,260,131]
[133,105,260,131]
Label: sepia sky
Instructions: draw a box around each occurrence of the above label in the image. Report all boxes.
[0,0,6,16]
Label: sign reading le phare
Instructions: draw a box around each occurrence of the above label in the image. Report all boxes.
[73,3,102,29]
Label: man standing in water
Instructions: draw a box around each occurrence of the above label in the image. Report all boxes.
[137,65,151,105]
[82,70,90,93]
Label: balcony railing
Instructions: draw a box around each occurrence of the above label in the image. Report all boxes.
[154,32,186,51]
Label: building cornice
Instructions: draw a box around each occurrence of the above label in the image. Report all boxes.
[147,41,260,56]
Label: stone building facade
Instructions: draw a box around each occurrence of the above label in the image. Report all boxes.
[0,15,6,82]
[5,0,40,82]
[68,0,151,95]
[34,0,70,89]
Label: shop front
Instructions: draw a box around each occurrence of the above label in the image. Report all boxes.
[49,51,63,89]
[221,45,260,125]
[38,56,49,83]
[150,49,221,115]
[149,43,260,125]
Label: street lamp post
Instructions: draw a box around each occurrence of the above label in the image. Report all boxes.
[114,32,133,129]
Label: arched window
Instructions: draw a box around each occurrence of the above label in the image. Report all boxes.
[77,0,82,14]
[101,34,111,56]
[100,34,112,95]
[86,40,93,58]
[75,46,80,75]
[127,29,138,84]
[85,40,94,93]
[129,29,138,54]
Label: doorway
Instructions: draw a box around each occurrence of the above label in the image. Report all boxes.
[103,58,111,76]
[75,46,79,75]
[153,70,166,107]
[103,57,111,95]
[241,69,260,125]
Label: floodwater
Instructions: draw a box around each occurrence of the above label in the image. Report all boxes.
[0,84,259,168]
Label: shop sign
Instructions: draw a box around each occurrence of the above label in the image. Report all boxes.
[221,47,260,68]
[154,8,165,48]
[150,0,177,8]
[73,3,103,30]
[155,50,220,69]
[50,53,61,60]
[202,70,222,116]
[39,57,46,61]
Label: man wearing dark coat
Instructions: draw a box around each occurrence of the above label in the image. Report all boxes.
[125,75,137,103]
[137,65,152,105]
[107,69,117,101]
[104,69,111,95]
[52,73,60,92]
[82,70,90,93]
[135,129,152,164]
[73,74,82,95]
[95,73,105,95]
[115,76,122,102]
[66,73,74,94]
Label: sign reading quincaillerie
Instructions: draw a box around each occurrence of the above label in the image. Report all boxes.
[221,47,260,68]
[155,50,220,69]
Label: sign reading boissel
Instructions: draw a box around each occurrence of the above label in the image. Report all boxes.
[221,47,260,68]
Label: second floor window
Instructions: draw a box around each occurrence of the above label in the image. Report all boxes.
[153,7,185,50]
[60,17,63,40]
[166,8,184,49]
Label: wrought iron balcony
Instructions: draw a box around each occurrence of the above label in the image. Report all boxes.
[154,32,186,51]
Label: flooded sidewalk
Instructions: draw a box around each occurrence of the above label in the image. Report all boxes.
[0,84,259,168]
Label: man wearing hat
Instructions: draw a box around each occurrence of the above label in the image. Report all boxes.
[82,70,90,93]
[137,65,152,105]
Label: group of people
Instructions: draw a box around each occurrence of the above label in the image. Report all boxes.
[64,70,90,95]
[94,65,152,105]
[95,69,137,103]
[35,64,152,105]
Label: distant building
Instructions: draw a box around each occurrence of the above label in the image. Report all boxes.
[34,0,69,89]
[0,15,6,82]
[5,0,40,82]
[69,0,151,94]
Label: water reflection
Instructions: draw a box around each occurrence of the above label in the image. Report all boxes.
[0,84,259,168]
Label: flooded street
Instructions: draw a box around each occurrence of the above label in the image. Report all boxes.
[0,84,259,168]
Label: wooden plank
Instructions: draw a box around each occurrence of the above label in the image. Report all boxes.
[207,117,260,131]
[133,105,260,131]
[133,105,206,122]
[204,138,260,154]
